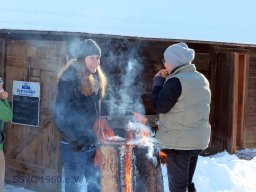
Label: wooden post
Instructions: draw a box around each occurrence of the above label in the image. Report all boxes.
[133,147,164,192]
[100,145,120,192]
[99,143,164,192]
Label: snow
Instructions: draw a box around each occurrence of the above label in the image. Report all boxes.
[0,0,256,45]
[5,148,256,192]
[162,149,256,192]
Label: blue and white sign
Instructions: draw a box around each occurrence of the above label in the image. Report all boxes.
[13,81,40,97]
[12,81,40,127]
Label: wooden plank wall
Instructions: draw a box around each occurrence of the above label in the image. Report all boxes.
[4,40,66,192]
[244,50,256,148]
[0,39,6,78]
[99,39,215,152]
[138,40,170,115]
[135,41,212,115]
[1,30,256,153]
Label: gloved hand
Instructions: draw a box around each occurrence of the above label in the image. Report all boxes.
[72,136,97,152]
[70,140,84,152]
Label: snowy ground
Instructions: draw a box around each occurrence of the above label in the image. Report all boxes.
[4,148,256,192]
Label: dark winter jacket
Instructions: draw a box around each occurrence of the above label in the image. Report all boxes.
[152,76,182,114]
[54,65,99,151]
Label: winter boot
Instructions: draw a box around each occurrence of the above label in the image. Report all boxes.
[187,183,197,192]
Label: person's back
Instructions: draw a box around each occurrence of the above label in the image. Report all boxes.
[152,42,211,192]
[157,64,211,150]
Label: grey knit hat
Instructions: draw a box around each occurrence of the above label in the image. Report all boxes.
[164,42,195,69]
[76,39,101,59]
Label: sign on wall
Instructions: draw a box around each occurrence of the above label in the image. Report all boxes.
[12,81,40,127]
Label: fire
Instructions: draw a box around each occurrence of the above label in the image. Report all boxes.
[159,150,167,164]
[93,117,115,141]
[124,146,132,192]
[123,112,151,192]
[124,122,133,192]
[93,117,115,166]
[133,112,151,143]
[133,112,148,125]
[93,112,153,191]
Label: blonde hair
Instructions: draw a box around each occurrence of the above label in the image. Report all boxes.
[57,59,107,98]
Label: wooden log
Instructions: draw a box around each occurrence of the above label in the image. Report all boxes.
[133,147,164,192]
[100,145,120,192]
[99,142,163,192]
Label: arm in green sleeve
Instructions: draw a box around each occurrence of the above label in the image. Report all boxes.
[0,99,13,122]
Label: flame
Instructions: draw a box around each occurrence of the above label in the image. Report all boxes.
[126,127,133,139]
[93,112,152,191]
[123,112,150,192]
[93,117,115,141]
[159,150,167,164]
[124,146,132,192]
[93,117,115,166]
[124,124,133,192]
[133,112,148,125]
[133,112,151,143]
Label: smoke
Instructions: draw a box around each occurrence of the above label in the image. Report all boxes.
[128,121,158,166]
[104,41,145,116]
[108,58,145,116]
[101,39,159,164]
[67,37,83,59]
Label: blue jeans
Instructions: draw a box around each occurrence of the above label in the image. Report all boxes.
[61,143,100,192]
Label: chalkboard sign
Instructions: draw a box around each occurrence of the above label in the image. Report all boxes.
[12,81,40,127]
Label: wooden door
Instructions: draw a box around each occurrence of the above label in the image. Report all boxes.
[212,52,248,154]
[3,40,66,192]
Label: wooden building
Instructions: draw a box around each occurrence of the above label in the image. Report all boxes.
[0,30,256,191]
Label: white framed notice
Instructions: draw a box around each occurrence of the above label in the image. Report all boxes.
[12,81,40,127]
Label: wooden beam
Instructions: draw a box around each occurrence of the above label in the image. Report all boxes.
[230,53,239,153]
[0,39,6,78]
[236,54,249,149]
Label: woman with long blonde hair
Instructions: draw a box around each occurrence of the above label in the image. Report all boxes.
[54,39,107,192]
